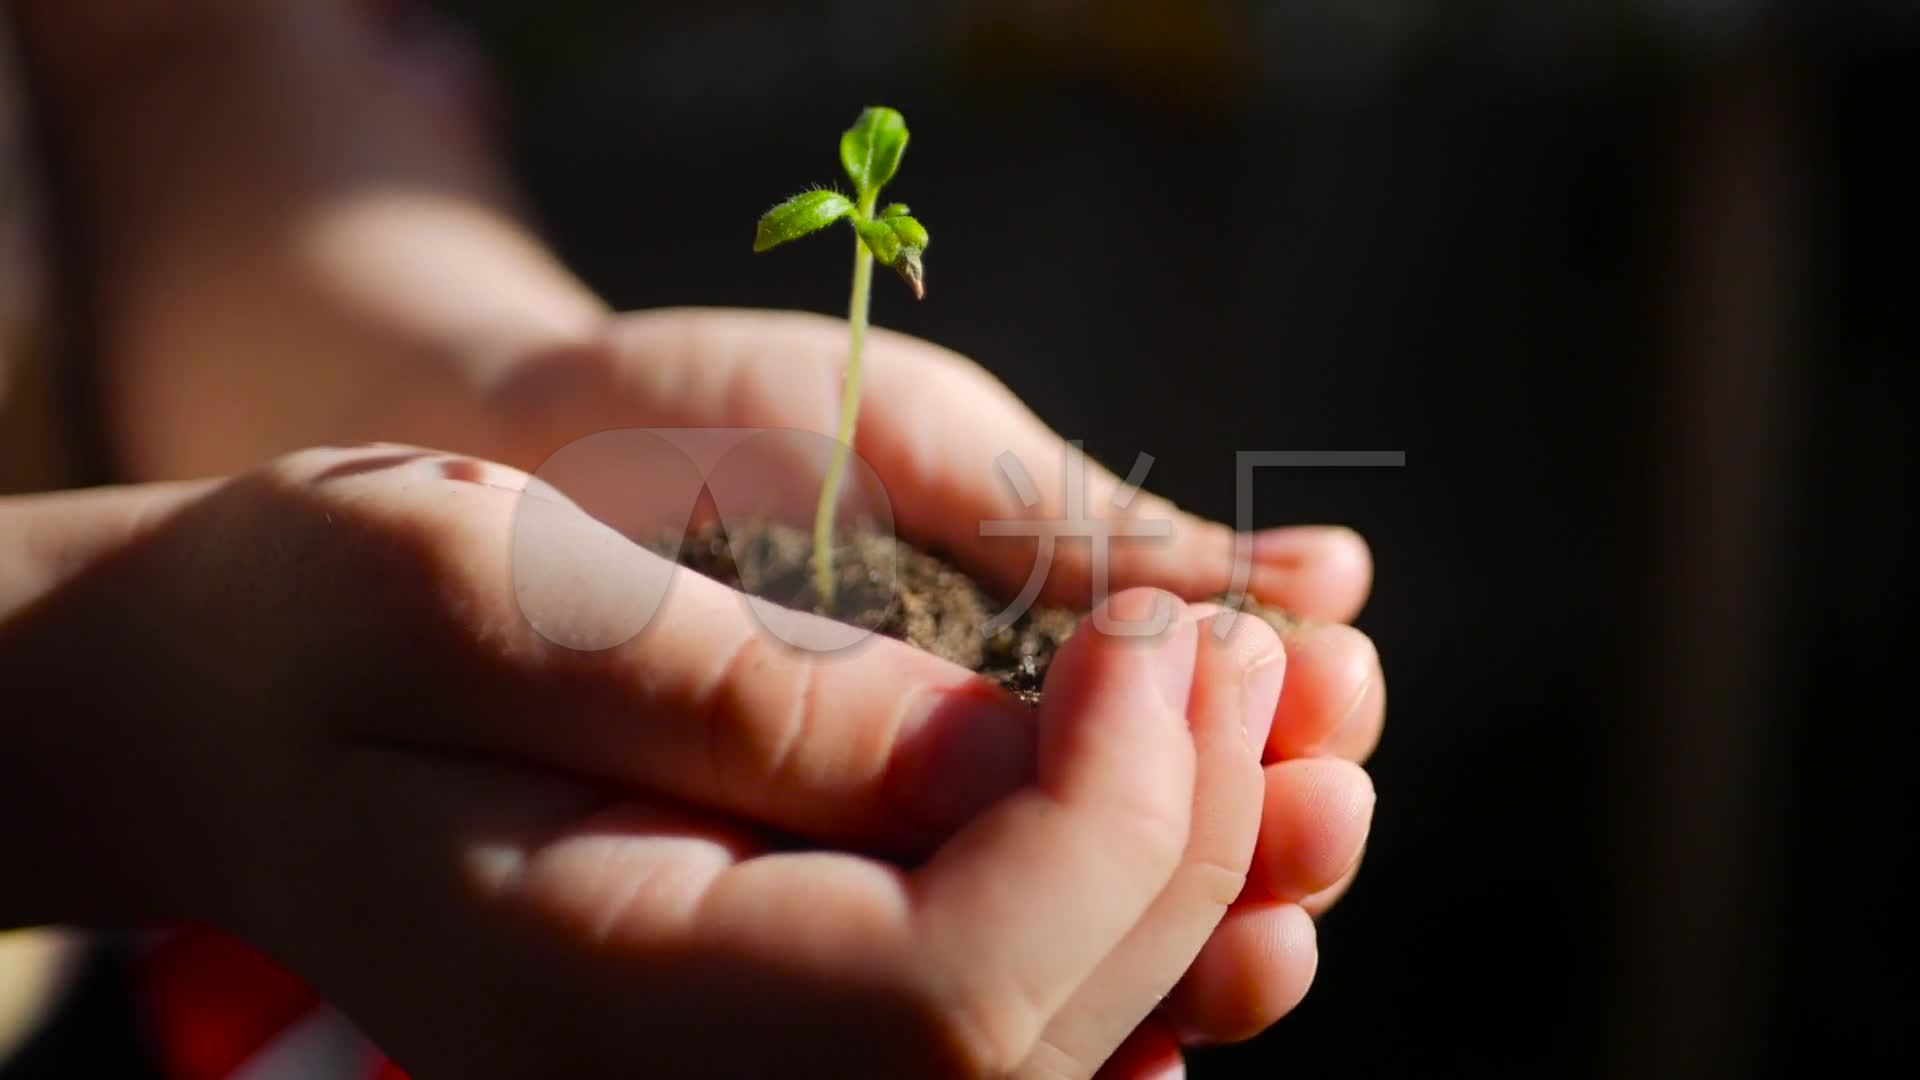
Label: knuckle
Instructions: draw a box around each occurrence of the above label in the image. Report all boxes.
[1021,1039,1093,1080]
[1190,855,1252,910]
[757,650,821,789]
[903,978,1034,1080]
[1128,810,1194,881]
[701,633,813,796]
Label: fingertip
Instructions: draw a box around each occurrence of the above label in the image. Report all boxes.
[1300,856,1363,919]
[1164,902,1318,1046]
[1329,659,1386,763]
[1190,603,1286,755]
[908,601,1201,1066]
[1254,759,1376,902]
[1318,526,1374,593]
[1265,623,1383,762]
[1030,597,1271,1077]
[1063,587,1198,717]
[1249,526,1374,623]
[1094,585,1194,636]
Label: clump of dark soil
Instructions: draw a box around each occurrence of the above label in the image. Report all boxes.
[659,519,1297,705]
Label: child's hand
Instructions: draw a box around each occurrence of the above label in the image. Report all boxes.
[4,445,1373,1077]
[486,308,1390,1045]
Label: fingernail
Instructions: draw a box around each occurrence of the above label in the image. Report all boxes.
[1107,589,1196,713]
[1200,605,1284,753]
[1288,624,1380,755]
[1243,651,1286,753]
[891,691,1037,831]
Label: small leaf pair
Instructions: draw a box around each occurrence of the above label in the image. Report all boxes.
[855,215,928,299]
[754,106,930,297]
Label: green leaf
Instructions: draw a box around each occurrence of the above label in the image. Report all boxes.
[840,107,909,201]
[878,203,911,219]
[754,190,854,253]
[854,218,902,266]
[882,214,929,251]
[856,215,930,257]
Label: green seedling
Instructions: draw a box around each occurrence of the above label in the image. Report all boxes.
[754,105,930,609]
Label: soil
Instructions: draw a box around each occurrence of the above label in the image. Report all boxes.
[658,519,1298,706]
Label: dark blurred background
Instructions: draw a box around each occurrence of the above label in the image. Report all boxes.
[436,1,1909,1075]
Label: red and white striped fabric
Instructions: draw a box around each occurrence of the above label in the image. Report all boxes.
[136,924,408,1080]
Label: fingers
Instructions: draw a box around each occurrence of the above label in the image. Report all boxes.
[1027,604,1278,1076]
[288,446,1040,856]
[596,309,1375,622]
[531,587,1203,1077]
[1263,623,1386,763]
[574,558,1039,854]
[1148,760,1371,1049]
[906,588,1199,1074]
[452,590,1202,1076]
[523,546,1039,855]
[1249,759,1375,904]
[275,426,1381,1067]
[499,801,769,952]
[1161,903,1319,1046]
[860,331,1373,620]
